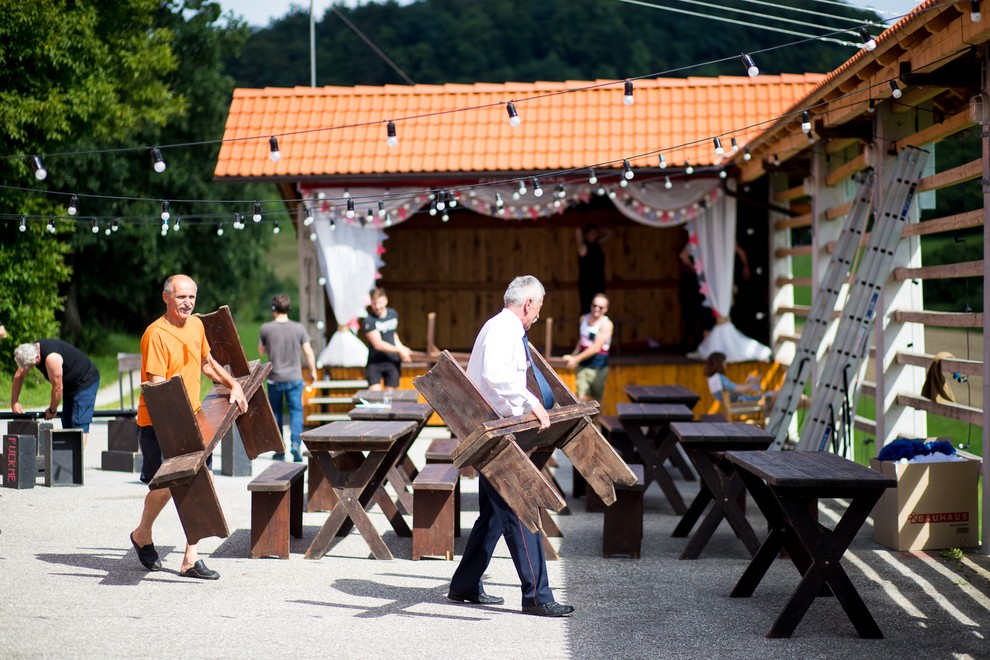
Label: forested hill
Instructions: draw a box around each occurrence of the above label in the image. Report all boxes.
[226,0,881,89]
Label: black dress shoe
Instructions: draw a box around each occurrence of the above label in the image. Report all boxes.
[130,532,161,571]
[522,601,574,617]
[179,560,220,580]
[447,591,505,605]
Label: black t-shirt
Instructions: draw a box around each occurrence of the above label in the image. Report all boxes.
[37,338,100,394]
[362,308,400,364]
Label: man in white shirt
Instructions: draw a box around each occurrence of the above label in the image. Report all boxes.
[447,276,574,617]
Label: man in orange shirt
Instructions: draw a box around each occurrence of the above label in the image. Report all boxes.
[128,274,247,579]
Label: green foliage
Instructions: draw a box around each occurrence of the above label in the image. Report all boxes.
[940,547,964,561]
[228,0,877,88]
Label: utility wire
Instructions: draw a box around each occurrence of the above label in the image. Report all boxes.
[809,0,905,18]
[736,0,885,26]
[666,0,867,36]
[331,8,415,86]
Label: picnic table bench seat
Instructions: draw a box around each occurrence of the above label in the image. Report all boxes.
[412,463,460,560]
[248,462,306,559]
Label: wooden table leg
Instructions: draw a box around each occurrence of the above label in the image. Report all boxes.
[386,464,414,516]
[771,494,884,639]
[624,425,687,515]
[672,453,715,537]
[679,454,761,559]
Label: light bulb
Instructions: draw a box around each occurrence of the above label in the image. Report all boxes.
[378,200,386,217]
[517,180,527,196]
[532,178,543,197]
[105,226,112,236]
[714,137,724,156]
[441,212,449,222]
[972,0,982,21]
[172,218,180,231]
[92,219,100,234]
[436,192,446,211]
[343,187,350,199]
[622,159,634,180]
[19,216,27,232]
[743,147,752,161]
[801,110,812,133]
[217,223,224,236]
[719,169,728,179]
[889,80,902,99]
[858,27,876,51]
[253,201,262,222]
[588,168,597,185]
[318,276,327,286]
[741,53,759,77]
[495,192,504,208]
[658,153,667,169]
[664,176,672,190]
[685,162,694,175]
[161,200,170,222]
[557,184,566,199]
[304,209,314,226]
[269,136,281,162]
[623,79,634,106]
[32,155,47,180]
[112,219,119,232]
[273,222,280,234]
[67,195,78,216]
[309,231,317,241]
[150,147,166,173]
[506,101,521,127]
[47,217,56,233]
[386,120,398,147]
[868,99,876,113]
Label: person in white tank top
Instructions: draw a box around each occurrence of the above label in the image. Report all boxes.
[564,293,613,402]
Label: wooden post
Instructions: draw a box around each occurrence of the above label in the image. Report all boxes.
[981,43,990,555]
[543,317,553,359]
[426,312,437,354]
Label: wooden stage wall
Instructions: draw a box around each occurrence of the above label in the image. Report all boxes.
[318,359,784,420]
[370,202,688,354]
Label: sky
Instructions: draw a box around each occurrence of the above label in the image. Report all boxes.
[219,1,922,29]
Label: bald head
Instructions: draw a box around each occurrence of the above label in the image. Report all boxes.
[163,274,198,326]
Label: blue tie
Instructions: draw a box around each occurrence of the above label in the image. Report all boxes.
[523,336,555,410]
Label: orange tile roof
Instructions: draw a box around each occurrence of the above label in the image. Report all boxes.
[215,75,826,181]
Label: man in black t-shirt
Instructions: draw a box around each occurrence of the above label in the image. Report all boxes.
[362,287,411,389]
[11,339,101,447]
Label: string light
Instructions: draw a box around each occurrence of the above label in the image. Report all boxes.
[889,80,902,99]
[318,276,327,286]
[19,216,26,232]
[32,155,47,181]
[91,218,99,234]
[506,101,521,127]
[329,217,336,230]
[622,159,634,180]
[731,137,739,153]
[685,161,694,175]
[588,168,597,185]
[269,136,281,162]
[972,0,981,22]
[216,222,224,236]
[607,187,617,199]
[773,154,781,166]
[556,183,566,199]
[801,110,812,133]
[658,153,667,169]
[623,79,634,106]
[172,217,180,232]
[517,179,527,196]
[448,193,457,208]
[150,147,166,173]
[385,213,392,226]
[105,224,112,236]
[664,176,672,190]
[303,208,314,226]
[310,227,318,240]
[67,195,79,216]
[858,27,876,51]
[346,198,355,218]
[111,219,119,232]
[273,221,280,234]
[867,98,876,113]
[532,177,543,197]
[436,191,446,211]
[378,200,386,217]
[232,212,243,229]
[713,137,724,155]
[741,53,759,77]
[441,211,449,222]
[495,192,504,208]
[719,169,728,179]
[47,217,56,233]
[365,208,374,224]
[386,120,398,147]
[743,147,752,161]
[429,200,437,216]
[252,201,262,222]
[343,187,351,199]
[161,200,170,222]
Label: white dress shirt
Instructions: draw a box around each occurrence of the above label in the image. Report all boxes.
[466,308,541,417]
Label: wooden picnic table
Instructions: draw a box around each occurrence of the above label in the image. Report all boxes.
[724,450,896,639]
[348,402,434,515]
[616,403,696,515]
[669,422,772,559]
[625,384,701,410]
[351,389,421,405]
[301,420,418,560]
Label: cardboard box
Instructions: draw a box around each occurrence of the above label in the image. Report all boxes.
[870,456,981,551]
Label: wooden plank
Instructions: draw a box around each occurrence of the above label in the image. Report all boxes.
[825,201,853,221]
[898,110,974,150]
[826,153,867,187]
[774,184,808,203]
[895,351,983,377]
[895,393,983,425]
[893,260,983,281]
[413,351,500,440]
[776,276,813,287]
[902,209,983,237]
[917,158,982,193]
[774,245,813,258]
[773,212,812,230]
[198,306,250,377]
[892,310,984,328]
[248,462,307,492]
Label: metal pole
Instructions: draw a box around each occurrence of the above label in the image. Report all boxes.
[310,0,316,87]
[981,44,989,556]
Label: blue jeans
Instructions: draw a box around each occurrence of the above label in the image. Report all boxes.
[63,377,100,433]
[267,380,304,454]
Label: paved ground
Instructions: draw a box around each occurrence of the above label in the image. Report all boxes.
[1,420,988,659]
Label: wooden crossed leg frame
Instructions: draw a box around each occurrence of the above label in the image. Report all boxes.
[140,306,284,544]
[413,348,636,532]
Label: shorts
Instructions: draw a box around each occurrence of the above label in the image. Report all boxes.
[138,425,212,485]
[366,360,401,388]
[575,366,608,400]
[62,377,100,433]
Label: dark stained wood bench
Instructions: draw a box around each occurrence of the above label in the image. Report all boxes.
[579,415,633,510]
[414,349,636,533]
[725,450,897,639]
[412,463,460,560]
[140,306,283,544]
[602,464,645,558]
[248,462,306,559]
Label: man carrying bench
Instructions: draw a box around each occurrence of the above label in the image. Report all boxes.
[129,274,248,580]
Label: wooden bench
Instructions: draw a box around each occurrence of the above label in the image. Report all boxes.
[140,306,284,544]
[602,464,645,558]
[248,462,307,559]
[412,463,460,560]
[579,415,633,510]
[414,349,636,533]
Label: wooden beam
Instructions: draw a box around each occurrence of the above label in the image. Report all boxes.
[918,158,982,192]
[896,110,974,150]
[775,276,812,287]
[826,153,867,186]
[775,305,811,318]
[854,415,877,435]
[902,208,984,237]
[774,245,813,258]
[896,392,983,425]
[825,201,853,220]
[893,259,984,281]
[772,212,812,230]
[895,351,983,377]
[773,184,808,203]
[892,310,984,328]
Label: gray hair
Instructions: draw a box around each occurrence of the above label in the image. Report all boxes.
[503,276,545,308]
[163,274,196,295]
[14,342,38,369]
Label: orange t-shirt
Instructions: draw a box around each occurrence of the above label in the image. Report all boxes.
[136,315,211,427]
